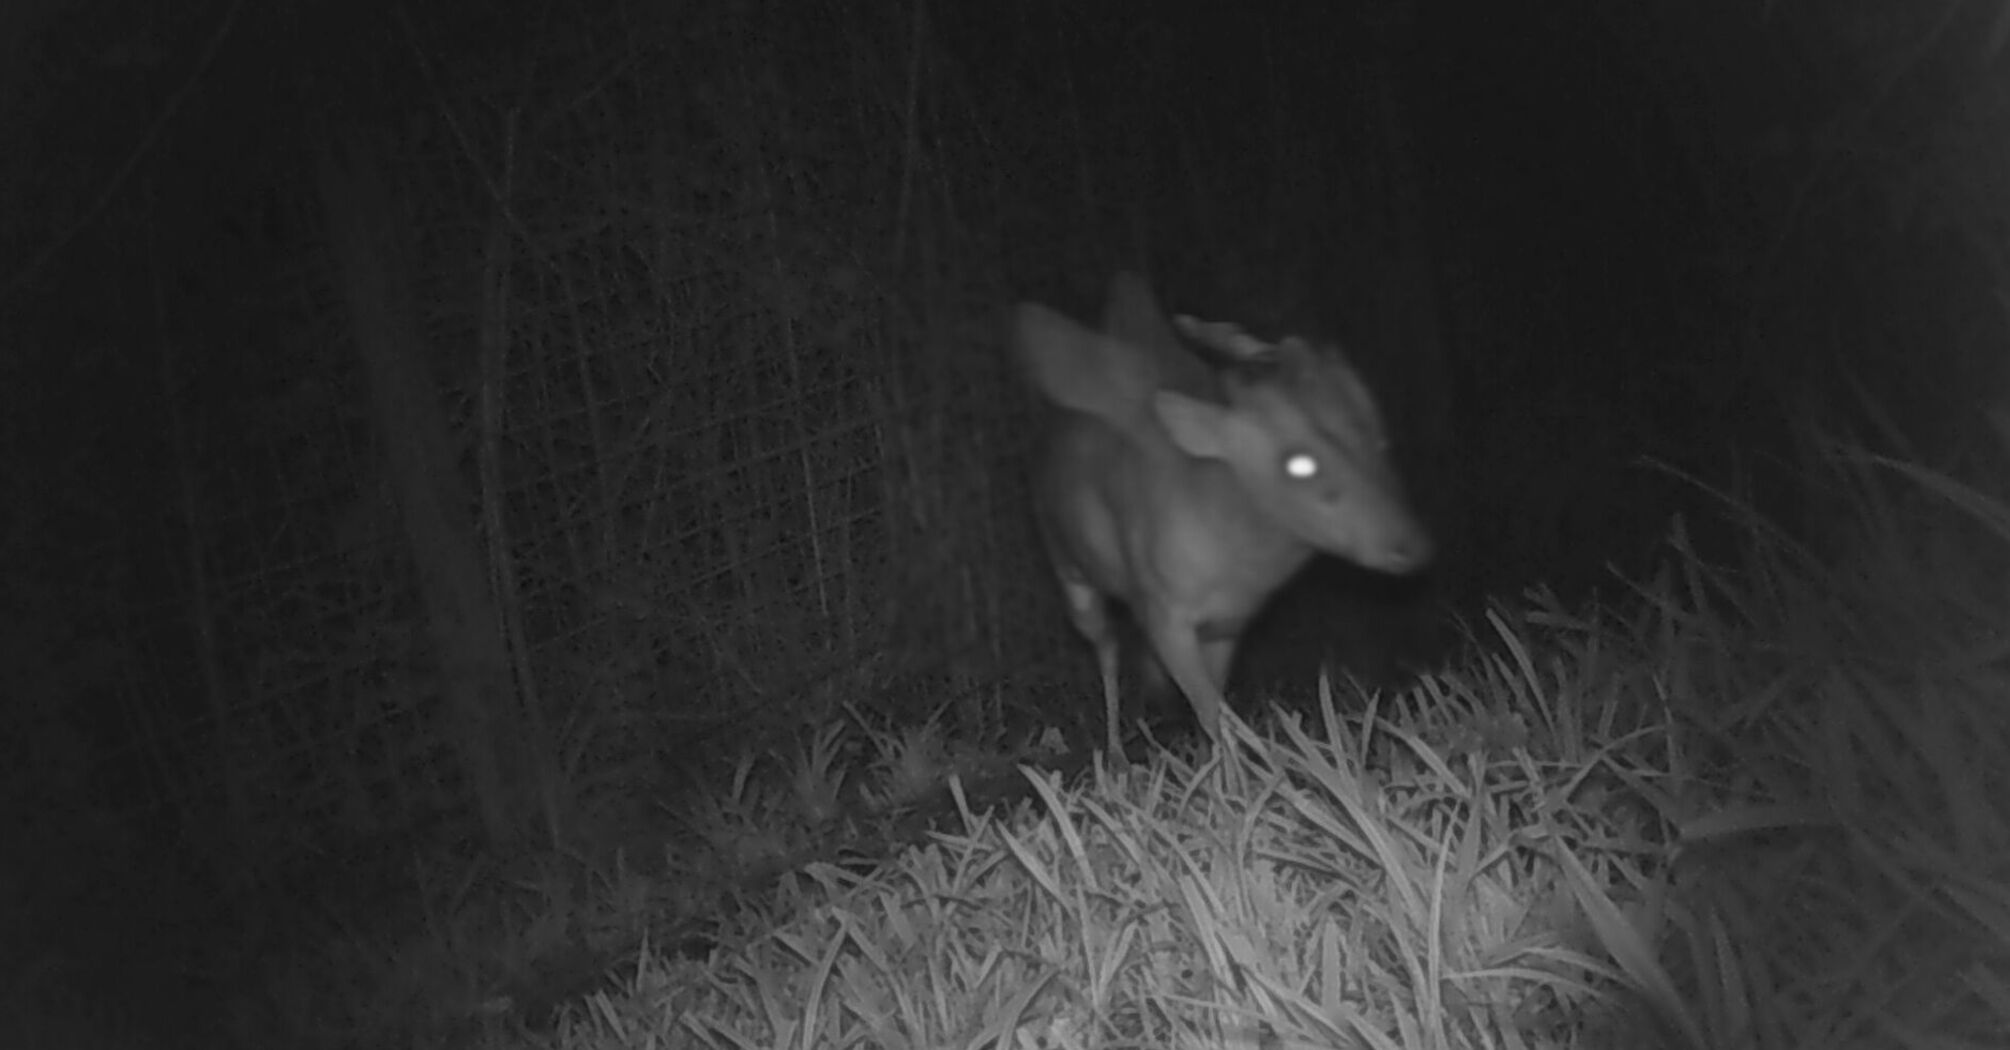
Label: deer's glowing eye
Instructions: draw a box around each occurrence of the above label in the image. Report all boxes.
[1284,452,1319,480]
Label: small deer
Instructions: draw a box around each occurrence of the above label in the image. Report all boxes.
[1012,272,1431,759]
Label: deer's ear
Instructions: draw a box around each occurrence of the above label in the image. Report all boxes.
[1013,304,1157,422]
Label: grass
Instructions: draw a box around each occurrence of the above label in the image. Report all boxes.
[199,436,2010,1050]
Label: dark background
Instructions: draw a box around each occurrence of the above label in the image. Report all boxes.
[1,0,2001,1044]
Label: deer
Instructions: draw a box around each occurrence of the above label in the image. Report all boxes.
[1011,272,1432,761]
